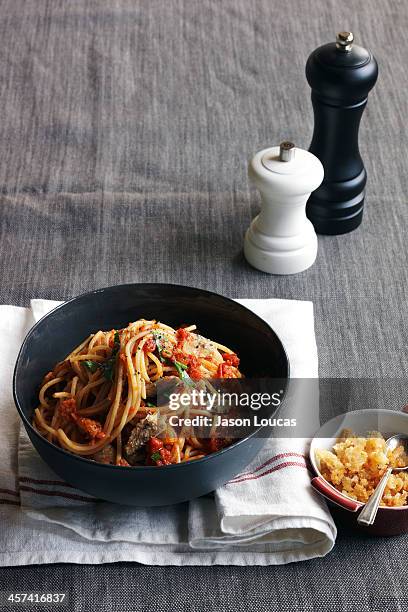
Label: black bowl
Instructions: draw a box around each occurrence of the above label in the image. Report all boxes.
[13,283,289,506]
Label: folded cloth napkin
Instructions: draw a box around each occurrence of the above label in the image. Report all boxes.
[0,298,336,566]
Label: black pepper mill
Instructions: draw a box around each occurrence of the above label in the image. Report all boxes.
[306,32,378,235]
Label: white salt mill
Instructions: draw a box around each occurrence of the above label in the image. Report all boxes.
[244,142,324,275]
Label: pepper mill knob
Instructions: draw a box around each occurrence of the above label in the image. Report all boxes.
[244,143,324,275]
[336,31,354,51]
[306,32,378,235]
[279,141,296,162]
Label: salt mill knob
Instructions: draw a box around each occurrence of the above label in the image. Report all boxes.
[244,142,324,275]
[306,31,378,235]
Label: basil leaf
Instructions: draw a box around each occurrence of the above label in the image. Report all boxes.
[99,330,121,381]
[151,451,162,462]
[174,360,188,379]
[100,362,115,381]
[151,331,165,362]
[174,360,188,370]
[83,360,100,373]
[112,330,120,353]
[83,332,120,381]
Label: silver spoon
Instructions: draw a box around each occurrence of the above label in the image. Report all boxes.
[357,434,408,526]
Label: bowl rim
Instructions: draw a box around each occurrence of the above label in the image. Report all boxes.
[310,408,408,511]
[13,282,290,472]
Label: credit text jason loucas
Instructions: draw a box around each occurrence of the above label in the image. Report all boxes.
[168,415,297,428]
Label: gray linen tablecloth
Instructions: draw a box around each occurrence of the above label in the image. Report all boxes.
[0,1,407,610]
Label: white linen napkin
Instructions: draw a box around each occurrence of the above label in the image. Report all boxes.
[0,298,336,566]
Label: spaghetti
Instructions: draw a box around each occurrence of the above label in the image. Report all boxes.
[33,319,242,466]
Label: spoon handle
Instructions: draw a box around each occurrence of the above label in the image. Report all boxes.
[357,467,393,526]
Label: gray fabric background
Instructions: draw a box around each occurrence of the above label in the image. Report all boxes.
[0,0,407,610]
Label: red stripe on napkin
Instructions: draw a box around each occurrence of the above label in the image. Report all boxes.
[229,452,306,482]
[19,485,95,503]
[0,487,20,497]
[19,476,75,488]
[228,461,308,484]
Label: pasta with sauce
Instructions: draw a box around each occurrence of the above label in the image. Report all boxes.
[33,319,242,466]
